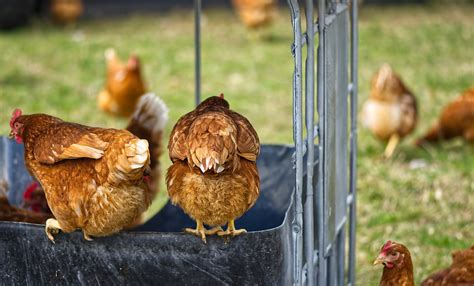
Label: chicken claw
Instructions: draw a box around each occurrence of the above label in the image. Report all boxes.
[185,220,222,244]
[45,218,62,243]
[217,220,247,238]
[83,232,93,241]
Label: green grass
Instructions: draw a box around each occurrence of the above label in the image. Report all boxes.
[0,3,473,284]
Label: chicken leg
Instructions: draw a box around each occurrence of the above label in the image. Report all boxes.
[217,220,247,237]
[45,218,62,243]
[185,220,222,243]
[384,133,400,158]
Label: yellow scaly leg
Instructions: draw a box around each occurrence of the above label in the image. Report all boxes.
[384,133,400,158]
[217,220,247,237]
[184,220,223,244]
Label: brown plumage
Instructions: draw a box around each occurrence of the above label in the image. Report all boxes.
[166,94,260,243]
[417,87,474,145]
[361,64,417,158]
[232,0,278,29]
[9,109,152,242]
[0,196,52,224]
[373,241,415,286]
[0,180,52,224]
[421,245,474,286]
[2,94,167,228]
[50,0,83,25]
[126,93,168,201]
[98,49,147,117]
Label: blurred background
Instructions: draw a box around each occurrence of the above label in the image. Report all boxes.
[0,0,472,284]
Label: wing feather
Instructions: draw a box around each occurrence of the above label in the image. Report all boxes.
[33,123,109,164]
[168,111,195,162]
[229,111,260,161]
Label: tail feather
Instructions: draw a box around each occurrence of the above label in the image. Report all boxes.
[126,93,168,195]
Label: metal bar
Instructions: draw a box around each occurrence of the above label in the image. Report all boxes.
[287,0,304,284]
[194,0,201,106]
[300,2,348,47]
[348,0,359,284]
[337,228,346,285]
[304,0,316,284]
[316,0,327,284]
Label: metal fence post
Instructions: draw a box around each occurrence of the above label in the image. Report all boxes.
[316,0,327,284]
[304,0,316,284]
[287,0,304,284]
[348,0,359,284]
[194,0,201,106]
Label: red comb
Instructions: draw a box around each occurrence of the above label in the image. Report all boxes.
[127,55,140,69]
[219,93,224,98]
[381,240,393,254]
[10,109,22,128]
[23,182,39,200]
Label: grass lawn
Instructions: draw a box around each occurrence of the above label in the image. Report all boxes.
[0,3,472,284]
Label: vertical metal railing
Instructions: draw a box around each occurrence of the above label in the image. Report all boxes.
[304,0,316,284]
[194,0,201,106]
[348,0,359,285]
[287,1,305,284]
[316,0,327,284]
[192,0,357,284]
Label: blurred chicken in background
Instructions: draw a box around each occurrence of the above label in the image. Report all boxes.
[126,93,168,204]
[98,49,147,117]
[417,87,474,146]
[421,245,474,285]
[0,180,52,224]
[50,0,83,25]
[361,64,418,158]
[232,0,278,30]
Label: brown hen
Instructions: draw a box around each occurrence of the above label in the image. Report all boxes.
[50,0,83,25]
[2,94,167,227]
[98,49,147,117]
[417,87,474,145]
[361,64,418,158]
[421,245,474,286]
[373,240,415,286]
[166,94,260,243]
[232,0,278,30]
[9,109,152,242]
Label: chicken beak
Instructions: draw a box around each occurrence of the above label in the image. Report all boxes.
[373,255,385,265]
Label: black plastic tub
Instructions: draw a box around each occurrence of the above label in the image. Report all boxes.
[0,137,317,285]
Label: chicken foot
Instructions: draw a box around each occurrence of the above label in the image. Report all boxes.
[384,133,400,158]
[45,218,62,243]
[217,220,247,238]
[82,232,93,241]
[185,220,222,244]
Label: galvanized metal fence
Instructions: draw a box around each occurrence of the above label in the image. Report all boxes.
[193,0,358,285]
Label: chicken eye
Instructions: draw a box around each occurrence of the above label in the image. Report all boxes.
[391,252,397,256]
[14,122,20,129]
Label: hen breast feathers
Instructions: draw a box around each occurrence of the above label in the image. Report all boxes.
[15,114,151,240]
